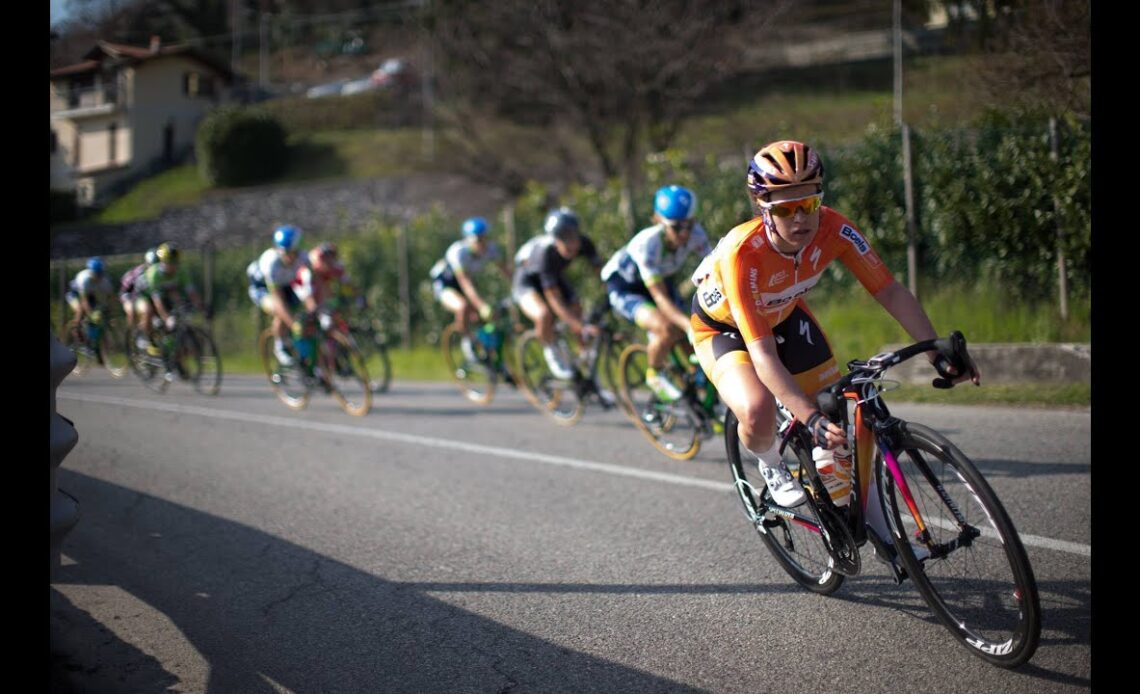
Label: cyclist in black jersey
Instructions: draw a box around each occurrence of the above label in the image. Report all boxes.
[511,207,605,380]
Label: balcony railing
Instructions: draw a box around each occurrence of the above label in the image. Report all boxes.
[51,85,124,115]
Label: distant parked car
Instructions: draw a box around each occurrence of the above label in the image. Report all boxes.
[305,79,349,99]
[370,58,417,91]
[340,77,379,96]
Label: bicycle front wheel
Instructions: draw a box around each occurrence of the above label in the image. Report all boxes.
[367,341,393,394]
[94,318,128,378]
[514,330,582,426]
[619,343,700,460]
[186,326,223,395]
[124,325,169,394]
[63,320,93,377]
[878,422,1041,668]
[725,411,846,595]
[441,324,496,405]
[259,328,309,410]
[328,333,372,416]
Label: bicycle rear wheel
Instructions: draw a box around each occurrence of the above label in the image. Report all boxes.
[328,333,372,416]
[725,411,846,595]
[441,324,496,405]
[619,343,700,460]
[878,422,1041,668]
[514,330,583,426]
[259,328,309,410]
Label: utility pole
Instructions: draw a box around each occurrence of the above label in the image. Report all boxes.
[259,11,269,88]
[894,0,919,298]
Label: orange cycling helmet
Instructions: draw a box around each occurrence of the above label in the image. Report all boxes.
[746,140,824,198]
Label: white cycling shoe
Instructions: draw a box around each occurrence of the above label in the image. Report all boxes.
[758,458,806,508]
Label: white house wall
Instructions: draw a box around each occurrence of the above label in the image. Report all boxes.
[128,56,223,172]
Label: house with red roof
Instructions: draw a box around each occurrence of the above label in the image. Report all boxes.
[50,36,235,207]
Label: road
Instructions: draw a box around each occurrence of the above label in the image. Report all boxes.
[50,372,1091,693]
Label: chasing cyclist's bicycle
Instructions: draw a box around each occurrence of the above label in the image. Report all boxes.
[344,308,393,394]
[618,343,724,460]
[124,305,222,395]
[514,303,630,426]
[63,310,128,379]
[725,332,1040,667]
[440,299,521,405]
[258,313,372,416]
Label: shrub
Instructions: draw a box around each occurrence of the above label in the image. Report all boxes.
[196,106,288,187]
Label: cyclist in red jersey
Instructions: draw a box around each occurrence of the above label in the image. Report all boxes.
[690,140,978,507]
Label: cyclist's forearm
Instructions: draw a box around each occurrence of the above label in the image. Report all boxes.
[543,288,581,331]
[647,281,688,330]
[874,281,938,347]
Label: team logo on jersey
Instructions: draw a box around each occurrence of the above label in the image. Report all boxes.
[768,270,789,287]
[809,247,823,270]
[701,285,725,309]
[840,225,870,254]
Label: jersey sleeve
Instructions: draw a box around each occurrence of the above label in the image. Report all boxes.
[830,215,894,296]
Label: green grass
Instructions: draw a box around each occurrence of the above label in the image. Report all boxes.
[92,164,209,223]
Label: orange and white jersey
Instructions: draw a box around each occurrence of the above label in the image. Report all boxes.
[691,207,894,344]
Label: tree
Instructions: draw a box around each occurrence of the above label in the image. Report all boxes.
[426,0,790,230]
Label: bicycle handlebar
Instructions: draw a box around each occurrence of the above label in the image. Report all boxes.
[816,331,979,417]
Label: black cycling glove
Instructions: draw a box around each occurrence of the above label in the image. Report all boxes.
[805,411,833,448]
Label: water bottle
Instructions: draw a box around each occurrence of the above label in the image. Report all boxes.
[477,323,502,351]
[812,445,851,507]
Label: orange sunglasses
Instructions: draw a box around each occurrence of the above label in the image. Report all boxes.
[761,194,823,218]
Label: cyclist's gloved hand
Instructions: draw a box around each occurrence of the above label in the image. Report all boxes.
[805,411,843,449]
[478,303,493,322]
[318,311,334,332]
[89,309,103,325]
[165,315,177,332]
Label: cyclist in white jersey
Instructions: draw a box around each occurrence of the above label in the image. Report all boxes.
[601,185,712,402]
[247,224,308,366]
[429,217,512,348]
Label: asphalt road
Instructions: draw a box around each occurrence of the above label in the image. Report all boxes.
[50,372,1092,693]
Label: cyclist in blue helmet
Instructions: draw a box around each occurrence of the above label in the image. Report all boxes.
[247,224,308,365]
[66,256,116,341]
[600,185,711,402]
[429,216,512,359]
[511,207,606,380]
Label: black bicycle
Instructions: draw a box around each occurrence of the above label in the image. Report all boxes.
[514,303,631,426]
[440,298,521,405]
[342,309,393,394]
[124,305,222,395]
[618,343,724,460]
[725,332,1040,668]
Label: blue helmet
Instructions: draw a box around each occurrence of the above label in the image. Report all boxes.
[86,257,105,276]
[462,217,489,237]
[273,224,302,252]
[654,185,697,221]
[543,207,580,240]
